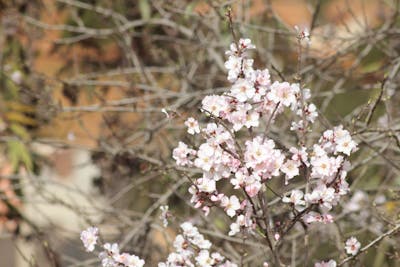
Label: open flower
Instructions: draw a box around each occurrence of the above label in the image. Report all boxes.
[345,237,361,255]
[282,189,305,207]
[173,142,196,166]
[80,227,99,252]
[268,81,298,107]
[281,160,300,180]
[230,78,255,102]
[185,117,200,135]
[221,195,241,217]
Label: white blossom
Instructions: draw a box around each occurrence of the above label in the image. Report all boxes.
[80,227,99,252]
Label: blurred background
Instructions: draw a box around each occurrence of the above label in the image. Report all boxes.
[0,0,399,266]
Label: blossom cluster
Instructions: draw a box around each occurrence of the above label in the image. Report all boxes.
[172,38,358,240]
[80,226,145,267]
[158,222,237,267]
[80,37,361,266]
[80,222,237,267]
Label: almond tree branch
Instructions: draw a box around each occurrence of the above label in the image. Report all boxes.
[339,223,400,266]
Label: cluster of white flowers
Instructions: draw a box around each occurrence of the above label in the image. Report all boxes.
[158,222,237,267]
[100,243,145,267]
[159,205,170,227]
[172,38,358,239]
[80,227,145,267]
[81,222,238,267]
[80,38,360,266]
[81,227,99,252]
[302,126,358,220]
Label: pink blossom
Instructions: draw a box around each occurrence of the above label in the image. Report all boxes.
[255,69,271,87]
[173,142,196,166]
[221,195,241,217]
[244,136,284,178]
[228,221,241,236]
[281,159,300,181]
[194,143,216,172]
[335,135,357,156]
[196,177,216,193]
[230,78,255,102]
[305,184,336,210]
[345,237,361,255]
[159,205,170,227]
[294,25,311,44]
[289,146,309,166]
[80,226,99,252]
[304,212,334,224]
[282,189,305,207]
[245,180,262,197]
[304,103,318,122]
[238,38,256,50]
[225,55,242,82]
[225,38,255,56]
[202,95,230,117]
[226,103,253,131]
[231,169,247,189]
[185,117,200,135]
[114,253,145,267]
[268,81,298,107]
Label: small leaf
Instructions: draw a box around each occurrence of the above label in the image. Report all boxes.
[9,123,30,140]
[361,60,382,73]
[6,101,36,113]
[5,111,38,126]
[7,140,33,171]
[139,0,151,20]
[214,217,226,230]
[184,2,197,19]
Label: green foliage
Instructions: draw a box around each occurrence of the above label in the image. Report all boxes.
[139,0,151,20]
[9,123,30,141]
[7,140,33,171]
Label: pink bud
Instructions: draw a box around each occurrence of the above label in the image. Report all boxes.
[245,184,260,197]
[240,199,248,209]
[202,206,210,216]
[194,201,202,209]
[274,233,280,241]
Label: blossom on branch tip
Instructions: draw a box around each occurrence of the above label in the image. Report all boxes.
[173,142,196,167]
[160,222,236,267]
[169,36,357,250]
[230,78,255,102]
[80,226,99,252]
[221,195,241,217]
[268,81,298,108]
[281,159,300,181]
[294,25,311,44]
[201,95,230,117]
[185,117,200,135]
[303,212,334,224]
[159,205,170,227]
[282,189,305,207]
[345,237,361,255]
[305,184,336,210]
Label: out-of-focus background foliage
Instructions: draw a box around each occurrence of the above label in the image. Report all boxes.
[0,0,399,266]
